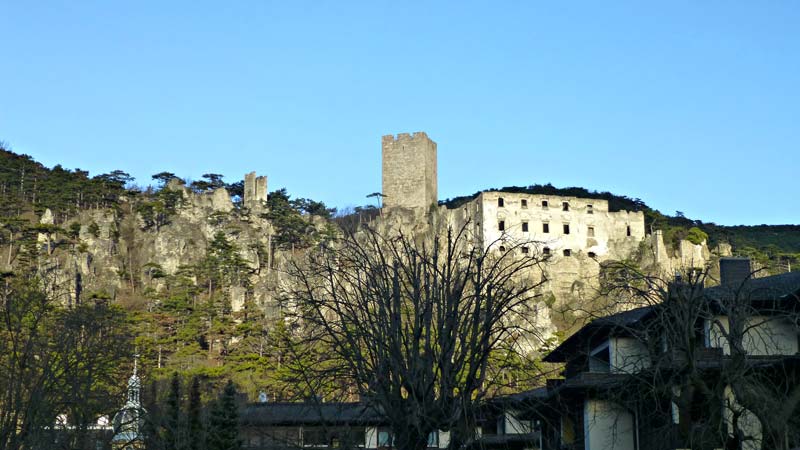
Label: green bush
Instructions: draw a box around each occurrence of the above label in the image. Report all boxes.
[686,227,708,245]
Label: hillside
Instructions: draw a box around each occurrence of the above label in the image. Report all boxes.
[1,144,798,395]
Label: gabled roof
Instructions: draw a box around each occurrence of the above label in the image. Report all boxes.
[543,306,655,363]
[240,402,385,427]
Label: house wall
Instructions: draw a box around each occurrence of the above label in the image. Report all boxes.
[364,427,450,449]
[583,400,636,450]
[743,315,798,356]
[707,315,798,356]
[723,385,762,450]
[708,315,731,354]
[611,337,650,374]
[503,410,533,434]
[365,427,378,448]
[437,430,450,448]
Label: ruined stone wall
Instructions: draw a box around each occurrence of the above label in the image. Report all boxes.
[440,191,648,308]
[244,171,268,209]
[470,191,645,259]
[382,132,437,210]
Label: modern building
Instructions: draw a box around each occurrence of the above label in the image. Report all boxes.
[239,401,453,450]
[508,259,800,450]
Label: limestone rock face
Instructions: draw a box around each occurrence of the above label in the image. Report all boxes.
[36,186,278,312]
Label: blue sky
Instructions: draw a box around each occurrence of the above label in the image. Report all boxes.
[1,1,798,225]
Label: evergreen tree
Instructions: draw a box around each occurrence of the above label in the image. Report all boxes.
[207,380,241,450]
[188,376,206,450]
[164,372,184,450]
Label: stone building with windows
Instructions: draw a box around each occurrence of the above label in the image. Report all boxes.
[449,190,645,261]
[380,131,657,308]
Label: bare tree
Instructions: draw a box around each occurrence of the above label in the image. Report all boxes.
[284,223,551,450]
[591,262,800,450]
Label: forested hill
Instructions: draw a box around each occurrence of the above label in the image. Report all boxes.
[2,145,799,267]
[442,185,800,267]
[0,148,133,221]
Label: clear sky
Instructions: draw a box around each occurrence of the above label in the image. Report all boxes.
[1,1,798,225]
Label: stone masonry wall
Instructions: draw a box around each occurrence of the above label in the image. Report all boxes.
[244,171,268,209]
[382,132,437,210]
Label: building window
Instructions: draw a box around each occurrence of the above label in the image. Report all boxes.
[498,197,504,207]
[563,249,572,256]
[521,246,529,254]
[626,225,631,236]
[378,431,392,447]
[498,220,505,231]
[543,247,551,255]
[522,221,529,232]
[589,345,611,373]
[521,199,528,209]
[587,226,595,237]
[543,223,549,233]
[563,224,570,234]
[428,431,439,447]
[587,204,593,214]
[542,200,548,209]
[499,245,506,252]
[562,202,569,211]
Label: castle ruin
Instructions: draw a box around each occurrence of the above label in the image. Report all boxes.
[244,171,268,209]
[379,131,714,306]
[381,132,438,211]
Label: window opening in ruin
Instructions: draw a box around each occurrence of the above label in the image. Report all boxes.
[563,249,572,257]
[562,202,569,211]
[521,199,528,209]
[626,225,631,236]
[588,226,595,237]
[499,246,506,252]
[522,221,529,232]
[563,224,570,234]
[521,246,529,254]
[542,200,548,209]
[543,247,551,255]
[498,197,505,207]
[543,223,550,233]
[587,204,593,214]
[588,251,596,258]
[498,220,505,231]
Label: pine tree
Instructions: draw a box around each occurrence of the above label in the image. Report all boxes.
[164,372,184,450]
[207,380,241,450]
[188,376,206,450]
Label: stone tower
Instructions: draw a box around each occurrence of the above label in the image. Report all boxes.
[381,132,438,210]
[244,171,268,209]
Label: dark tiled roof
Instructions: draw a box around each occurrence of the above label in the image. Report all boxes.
[590,305,655,327]
[240,402,384,426]
[704,271,800,303]
[543,306,655,362]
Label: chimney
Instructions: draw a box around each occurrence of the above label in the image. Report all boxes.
[719,257,751,286]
